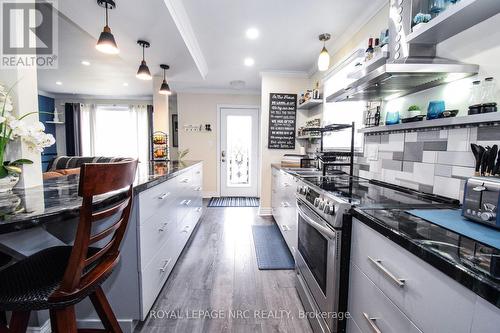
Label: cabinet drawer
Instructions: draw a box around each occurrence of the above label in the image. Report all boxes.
[351,219,476,333]
[140,237,180,319]
[138,179,177,222]
[346,318,362,333]
[348,263,422,333]
[139,213,177,270]
[192,164,202,187]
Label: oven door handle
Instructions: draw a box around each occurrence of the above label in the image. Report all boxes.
[297,202,336,240]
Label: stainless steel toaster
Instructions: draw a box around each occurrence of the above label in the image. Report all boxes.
[463,177,500,229]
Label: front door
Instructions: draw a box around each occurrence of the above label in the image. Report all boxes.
[220,107,259,197]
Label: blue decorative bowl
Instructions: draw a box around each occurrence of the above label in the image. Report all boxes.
[427,100,446,120]
[385,111,400,125]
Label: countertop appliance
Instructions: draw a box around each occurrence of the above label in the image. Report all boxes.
[463,177,500,229]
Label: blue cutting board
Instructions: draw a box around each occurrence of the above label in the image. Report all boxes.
[407,209,500,250]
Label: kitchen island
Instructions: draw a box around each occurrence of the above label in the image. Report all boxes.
[0,160,203,333]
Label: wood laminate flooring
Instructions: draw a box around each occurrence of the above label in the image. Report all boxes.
[135,204,312,333]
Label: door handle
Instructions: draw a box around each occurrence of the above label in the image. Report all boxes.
[221,150,226,163]
[158,192,170,200]
[159,259,172,273]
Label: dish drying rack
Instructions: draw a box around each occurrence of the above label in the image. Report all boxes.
[301,122,355,176]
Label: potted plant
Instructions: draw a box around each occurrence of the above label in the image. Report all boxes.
[407,104,422,117]
[0,82,55,192]
[412,13,432,32]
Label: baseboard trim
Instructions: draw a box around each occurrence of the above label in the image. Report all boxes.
[202,191,218,198]
[76,319,135,333]
[258,207,273,216]
[27,320,50,333]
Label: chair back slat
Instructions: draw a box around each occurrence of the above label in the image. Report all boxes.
[89,220,122,244]
[51,160,138,298]
[91,198,130,223]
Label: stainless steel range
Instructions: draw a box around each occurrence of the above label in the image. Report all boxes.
[295,175,356,333]
[295,173,459,333]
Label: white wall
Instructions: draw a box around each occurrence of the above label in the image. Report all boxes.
[177,92,261,197]
[259,73,310,212]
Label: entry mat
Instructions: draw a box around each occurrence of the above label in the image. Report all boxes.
[208,197,259,207]
[407,209,500,250]
[251,224,295,270]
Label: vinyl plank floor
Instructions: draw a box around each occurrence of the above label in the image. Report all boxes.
[135,205,312,333]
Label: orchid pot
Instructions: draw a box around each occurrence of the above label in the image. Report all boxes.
[0,82,55,192]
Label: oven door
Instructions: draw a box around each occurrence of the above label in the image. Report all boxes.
[296,199,340,324]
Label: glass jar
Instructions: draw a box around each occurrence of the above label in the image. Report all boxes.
[429,0,446,15]
[481,77,497,104]
[469,80,482,106]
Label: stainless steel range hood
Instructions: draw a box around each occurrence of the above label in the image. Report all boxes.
[326,0,480,103]
[326,55,479,102]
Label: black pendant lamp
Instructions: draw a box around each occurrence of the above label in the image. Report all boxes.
[159,64,172,95]
[96,0,119,54]
[136,40,152,80]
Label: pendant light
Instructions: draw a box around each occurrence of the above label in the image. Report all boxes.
[159,64,172,95]
[317,33,331,72]
[136,40,152,80]
[95,0,119,55]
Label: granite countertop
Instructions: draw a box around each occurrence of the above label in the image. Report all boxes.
[352,207,500,309]
[0,160,201,234]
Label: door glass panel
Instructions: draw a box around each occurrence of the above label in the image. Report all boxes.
[298,216,328,295]
[226,115,251,187]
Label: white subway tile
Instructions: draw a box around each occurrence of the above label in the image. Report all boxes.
[433,176,462,200]
[447,128,469,151]
[437,151,475,168]
[451,166,475,179]
[422,151,438,163]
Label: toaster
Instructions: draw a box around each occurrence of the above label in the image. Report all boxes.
[463,177,500,229]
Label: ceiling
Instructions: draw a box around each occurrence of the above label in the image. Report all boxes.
[38,0,388,97]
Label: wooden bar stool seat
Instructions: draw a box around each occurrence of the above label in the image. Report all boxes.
[0,160,138,333]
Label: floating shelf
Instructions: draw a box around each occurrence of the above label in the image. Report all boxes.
[297,99,323,110]
[303,124,354,133]
[46,121,64,124]
[407,0,500,44]
[358,112,500,134]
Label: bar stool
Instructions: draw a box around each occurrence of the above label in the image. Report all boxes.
[0,160,138,333]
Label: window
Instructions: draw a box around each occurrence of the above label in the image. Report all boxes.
[81,104,149,163]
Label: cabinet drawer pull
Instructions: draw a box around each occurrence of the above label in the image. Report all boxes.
[158,192,170,200]
[195,187,202,192]
[368,257,405,288]
[182,226,191,233]
[159,258,172,273]
[181,178,190,183]
[363,312,382,333]
[196,207,202,213]
[283,183,290,187]
[184,200,191,206]
[281,224,288,232]
[158,222,168,232]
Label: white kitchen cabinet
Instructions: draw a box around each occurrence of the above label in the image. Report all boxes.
[348,263,423,333]
[470,297,500,333]
[271,167,298,254]
[136,162,203,319]
[350,217,500,333]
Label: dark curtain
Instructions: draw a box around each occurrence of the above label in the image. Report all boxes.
[64,103,82,156]
[147,105,154,161]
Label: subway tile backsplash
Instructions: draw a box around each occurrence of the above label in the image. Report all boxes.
[354,125,499,202]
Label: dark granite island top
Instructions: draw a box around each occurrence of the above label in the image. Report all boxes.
[352,207,500,309]
[0,160,201,234]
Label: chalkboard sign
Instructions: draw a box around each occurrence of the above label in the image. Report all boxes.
[268,93,297,149]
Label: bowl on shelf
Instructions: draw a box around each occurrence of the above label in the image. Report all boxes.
[438,109,459,118]
[401,115,425,123]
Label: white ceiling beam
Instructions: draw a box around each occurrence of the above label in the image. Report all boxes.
[163,0,208,79]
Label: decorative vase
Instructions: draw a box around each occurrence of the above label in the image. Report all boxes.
[0,174,20,193]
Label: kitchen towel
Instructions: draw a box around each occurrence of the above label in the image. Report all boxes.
[407,209,500,250]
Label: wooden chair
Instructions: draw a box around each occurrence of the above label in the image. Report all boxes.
[0,159,138,333]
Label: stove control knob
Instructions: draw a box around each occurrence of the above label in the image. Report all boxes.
[480,212,497,222]
[324,204,335,215]
[318,200,325,210]
[314,198,320,207]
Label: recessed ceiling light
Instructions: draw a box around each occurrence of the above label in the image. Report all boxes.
[246,27,259,40]
[244,57,255,66]
[56,81,62,85]
[123,82,129,87]
[81,60,91,66]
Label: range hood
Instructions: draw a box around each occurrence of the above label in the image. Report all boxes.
[326,1,480,103]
